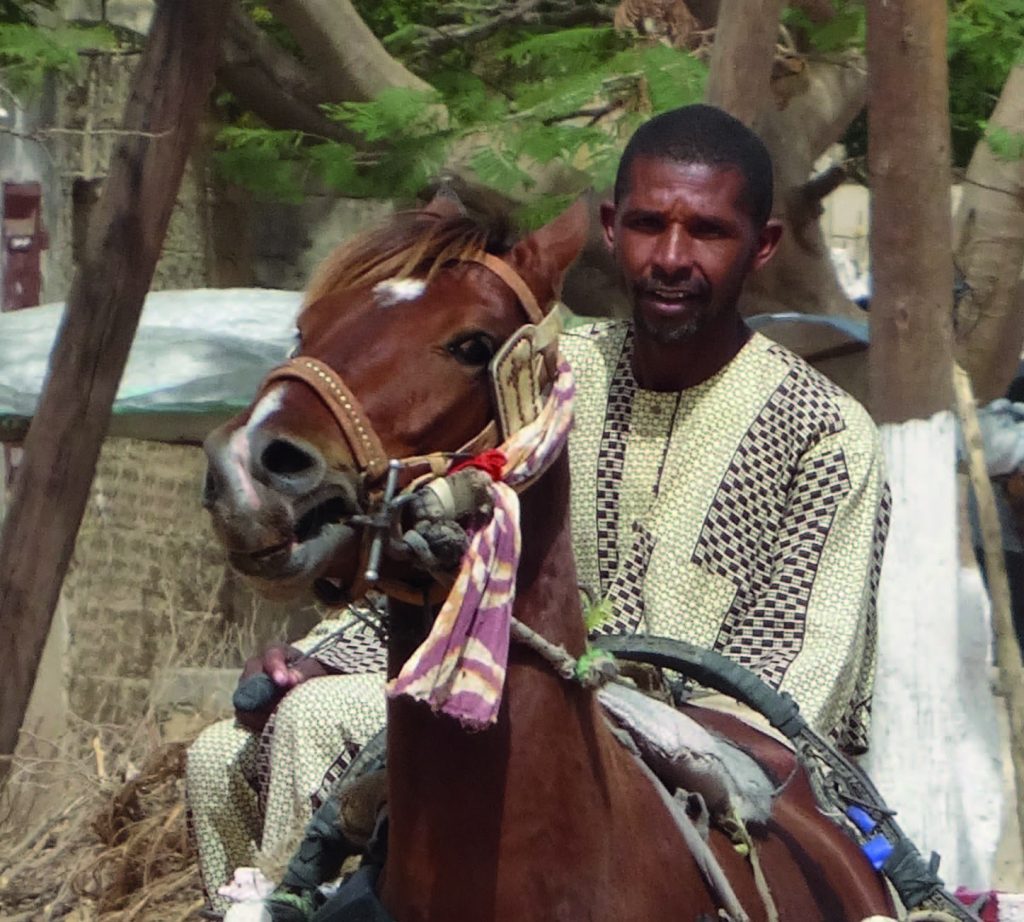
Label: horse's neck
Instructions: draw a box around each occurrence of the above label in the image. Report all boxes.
[382,452,603,898]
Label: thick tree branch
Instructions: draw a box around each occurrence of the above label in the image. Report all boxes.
[406,1,617,57]
[953,63,1024,401]
[218,5,359,142]
[780,52,867,158]
[264,0,432,102]
[705,0,786,126]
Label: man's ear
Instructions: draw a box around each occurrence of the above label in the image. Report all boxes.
[599,200,617,252]
[752,219,783,271]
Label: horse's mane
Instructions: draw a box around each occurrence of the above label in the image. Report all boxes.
[304,209,510,308]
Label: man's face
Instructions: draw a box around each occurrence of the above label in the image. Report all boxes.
[601,156,780,344]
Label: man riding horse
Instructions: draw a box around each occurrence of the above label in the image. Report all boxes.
[190,104,890,918]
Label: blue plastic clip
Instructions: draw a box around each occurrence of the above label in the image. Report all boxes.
[862,834,894,871]
[846,805,877,835]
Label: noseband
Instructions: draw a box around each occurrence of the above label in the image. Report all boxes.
[254,251,562,600]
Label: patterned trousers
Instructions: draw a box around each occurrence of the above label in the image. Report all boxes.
[185,672,387,913]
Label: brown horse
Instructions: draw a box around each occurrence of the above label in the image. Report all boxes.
[202,198,896,921]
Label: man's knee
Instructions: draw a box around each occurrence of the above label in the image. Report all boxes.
[186,717,255,790]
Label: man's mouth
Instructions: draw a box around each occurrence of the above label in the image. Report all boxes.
[637,285,707,313]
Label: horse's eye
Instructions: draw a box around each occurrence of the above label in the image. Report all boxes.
[447,332,497,366]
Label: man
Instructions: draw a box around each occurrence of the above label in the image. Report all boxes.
[562,103,888,753]
[188,103,889,915]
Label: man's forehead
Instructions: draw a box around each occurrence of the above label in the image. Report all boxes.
[620,157,750,213]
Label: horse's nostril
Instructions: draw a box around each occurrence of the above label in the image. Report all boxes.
[262,438,317,476]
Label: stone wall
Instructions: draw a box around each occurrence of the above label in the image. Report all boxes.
[59,438,320,723]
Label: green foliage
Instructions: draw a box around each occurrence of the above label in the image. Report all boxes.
[322,87,444,141]
[783,2,864,52]
[214,17,706,217]
[984,124,1024,162]
[213,128,310,202]
[948,0,1024,166]
[0,21,114,92]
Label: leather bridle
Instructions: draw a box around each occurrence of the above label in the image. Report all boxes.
[253,251,561,602]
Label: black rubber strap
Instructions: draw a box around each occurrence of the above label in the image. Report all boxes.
[592,634,807,739]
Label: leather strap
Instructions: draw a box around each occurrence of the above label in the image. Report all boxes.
[467,252,543,325]
[262,358,390,482]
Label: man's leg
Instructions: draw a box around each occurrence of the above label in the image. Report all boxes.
[257,673,388,866]
[186,718,263,914]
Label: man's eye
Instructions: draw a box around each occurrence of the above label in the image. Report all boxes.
[629,217,662,232]
[446,332,497,366]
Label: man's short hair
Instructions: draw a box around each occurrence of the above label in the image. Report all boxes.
[614,104,774,227]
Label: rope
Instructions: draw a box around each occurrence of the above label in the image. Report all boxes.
[622,741,753,922]
[509,616,618,687]
[722,811,780,922]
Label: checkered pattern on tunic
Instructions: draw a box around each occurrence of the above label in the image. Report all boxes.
[563,321,889,753]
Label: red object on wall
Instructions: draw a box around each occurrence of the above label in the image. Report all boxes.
[3,181,49,312]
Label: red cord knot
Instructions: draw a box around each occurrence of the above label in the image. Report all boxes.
[450,448,507,481]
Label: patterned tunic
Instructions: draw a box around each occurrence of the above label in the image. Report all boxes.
[562,321,890,751]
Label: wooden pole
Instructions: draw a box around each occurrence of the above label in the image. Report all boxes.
[953,365,1024,858]
[0,0,232,777]
[867,0,954,421]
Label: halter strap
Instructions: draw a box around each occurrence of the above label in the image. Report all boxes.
[467,253,543,325]
[261,358,390,482]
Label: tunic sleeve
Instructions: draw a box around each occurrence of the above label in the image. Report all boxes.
[290,606,388,675]
[720,422,890,753]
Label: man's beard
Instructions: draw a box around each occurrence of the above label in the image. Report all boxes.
[631,277,712,344]
[634,308,704,344]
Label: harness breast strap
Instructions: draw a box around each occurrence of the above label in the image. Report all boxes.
[261,358,390,482]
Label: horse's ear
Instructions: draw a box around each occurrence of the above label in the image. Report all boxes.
[507,196,590,311]
[422,185,467,220]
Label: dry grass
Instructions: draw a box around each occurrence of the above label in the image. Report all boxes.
[0,730,204,922]
[0,592,301,922]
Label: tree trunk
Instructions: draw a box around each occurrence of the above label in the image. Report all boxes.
[867,0,953,421]
[862,0,1007,892]
[219,6,359,143]
[0,0,232,776]
[744,56,868,319]
[704,0,784,126]
[953,63,1024,403]
[703,0,866,320]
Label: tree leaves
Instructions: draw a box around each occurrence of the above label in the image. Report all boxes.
[0,22,115,93]
[213,13,709,207]
[949,0,1024,165]
[984,124,1024,162]
[321,87,444,141]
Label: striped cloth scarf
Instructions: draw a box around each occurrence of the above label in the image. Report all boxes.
[386,357,576,729]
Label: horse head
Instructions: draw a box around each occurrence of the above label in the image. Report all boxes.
[202,195,588,604]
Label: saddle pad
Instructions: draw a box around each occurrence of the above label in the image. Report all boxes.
[598,681,777,824]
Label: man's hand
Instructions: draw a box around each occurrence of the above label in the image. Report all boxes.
[234,643,330,732]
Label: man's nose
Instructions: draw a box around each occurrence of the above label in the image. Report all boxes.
[650,226,692,280]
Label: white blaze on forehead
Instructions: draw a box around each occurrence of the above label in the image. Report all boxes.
[247,386,286,433]
[373,277,426,308]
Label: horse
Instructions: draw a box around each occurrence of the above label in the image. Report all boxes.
[201,195,897,921]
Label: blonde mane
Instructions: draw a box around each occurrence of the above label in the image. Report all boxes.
[303,210,497,308]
